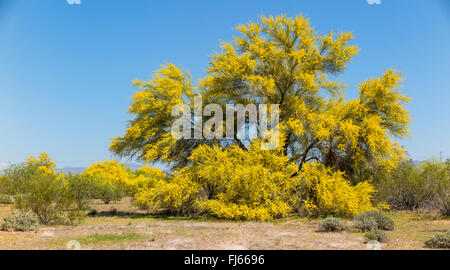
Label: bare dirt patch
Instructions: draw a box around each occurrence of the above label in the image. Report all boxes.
[0,200,448,250]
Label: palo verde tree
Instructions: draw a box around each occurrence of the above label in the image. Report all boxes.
[110,14,411,180]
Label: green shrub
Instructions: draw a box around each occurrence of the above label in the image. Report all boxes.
[91,176,125,204]
[372,211,395,231]
[1,154,88,225]
[425,231,450,249]
[0,194,15,204]
[377,159,450,216]
[1,210,39,232]
[16,171,80,224]
[354,216,377,232]
[354,211,394,231]
[66,174,95,210]
[0,163,35,195]
[365,229,388,243]
[319,216,345,232]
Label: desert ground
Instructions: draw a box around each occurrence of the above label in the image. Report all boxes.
[0,198,448,250]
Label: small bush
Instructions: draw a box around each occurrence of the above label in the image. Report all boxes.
[373,212,395,231]
[365,229,388,243]
[66,174,95,210]
[91,176,125,204]
[425,231,450,249]
[1,210,39,232]
[16,171,82,225]
[354,215,377,232]
[319,216,345,232]
[2,153,84,225]
[0,153,56,196]
[354,211,394,231]
[0,194,15,204]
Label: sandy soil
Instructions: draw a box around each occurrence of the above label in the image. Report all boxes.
[0,199,448,250]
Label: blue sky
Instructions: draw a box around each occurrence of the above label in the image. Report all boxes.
[0,0,449,168]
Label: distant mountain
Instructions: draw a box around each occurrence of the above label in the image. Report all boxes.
[57,167,86,175]
[56,163,146,175]
[1,162,167,176]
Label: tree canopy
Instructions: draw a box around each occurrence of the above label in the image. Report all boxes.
[110,14,411,178]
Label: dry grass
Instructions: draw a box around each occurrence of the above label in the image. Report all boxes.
[0,199,448,250]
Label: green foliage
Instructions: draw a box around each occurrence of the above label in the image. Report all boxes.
[0,163,35,195]
[425,231,450,249]
[1,153,87,225]
[66,174,95,210]
[90,175,126,204]
[319,216,345,232]
[365,229,388,243]
[354,216,377,232]
[0,153,59,196]
[377,216,395,231]
[1,210,39,232]
[15,171,77,224]
[377,159,450,216]
[354,211,394,231]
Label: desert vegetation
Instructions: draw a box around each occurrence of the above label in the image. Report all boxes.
[0,14,448,250]
[0,150,448,249]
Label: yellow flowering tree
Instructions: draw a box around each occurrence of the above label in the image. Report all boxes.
[0,153,58,195]
[26,152,57,175]
[110,14,412,218]
[110,64,203,169]
[131,142,379,219]
[84,160,131,185]
[111,14,410,178]
[84,160,132,203]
